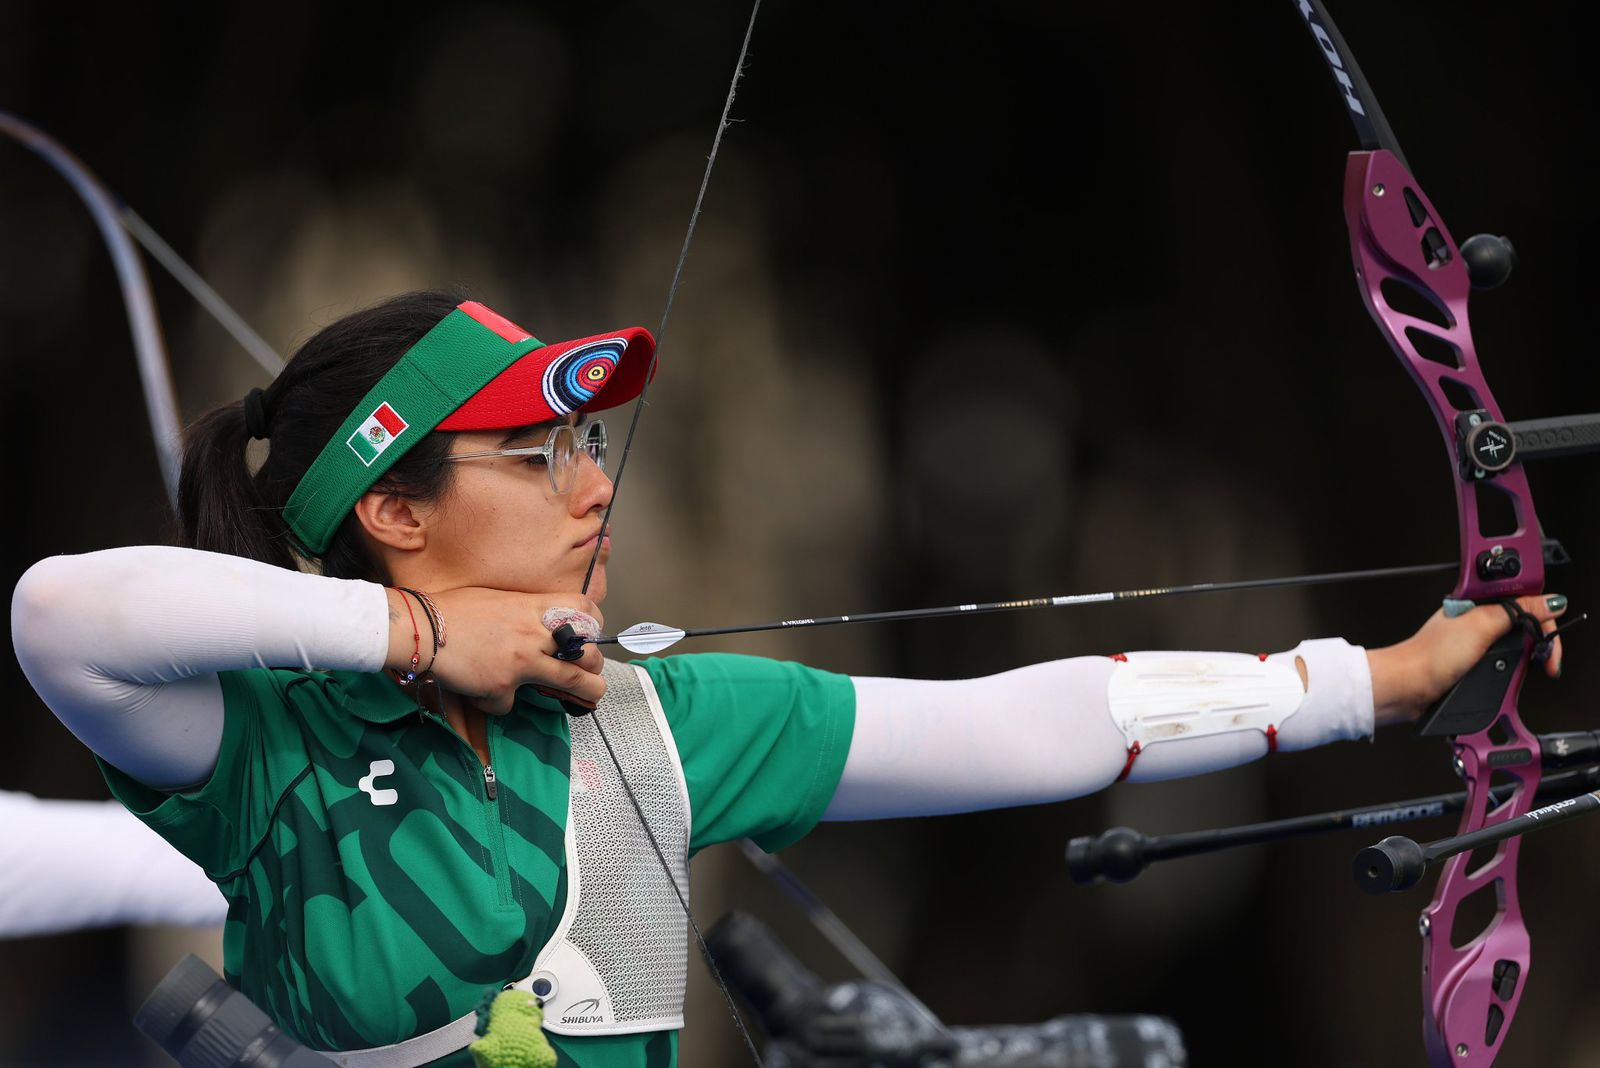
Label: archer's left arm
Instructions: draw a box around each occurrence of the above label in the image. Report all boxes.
[822,595,1567,821]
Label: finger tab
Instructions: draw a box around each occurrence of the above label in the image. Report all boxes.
[551,623,588,662]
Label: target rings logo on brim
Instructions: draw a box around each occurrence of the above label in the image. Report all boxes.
[541,338,625,416]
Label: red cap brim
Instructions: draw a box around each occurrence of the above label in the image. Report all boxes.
[437,319,656,432]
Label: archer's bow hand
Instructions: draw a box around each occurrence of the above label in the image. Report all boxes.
[1368,594,1569,728]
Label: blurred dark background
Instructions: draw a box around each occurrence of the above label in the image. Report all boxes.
[3,2,1597,1065]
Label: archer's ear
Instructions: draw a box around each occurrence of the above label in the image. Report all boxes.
[351,491,428,552]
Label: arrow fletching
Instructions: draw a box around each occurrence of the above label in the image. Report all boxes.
[613,622,689,654]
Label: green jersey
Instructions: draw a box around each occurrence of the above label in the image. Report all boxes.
[99,653,855,1067]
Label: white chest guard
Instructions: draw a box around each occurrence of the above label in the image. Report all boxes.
[529,658,692,1036]
[1106,651,1305,763]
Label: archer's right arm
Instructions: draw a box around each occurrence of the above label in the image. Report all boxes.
[11,547,390,790]
[12,547,610,790]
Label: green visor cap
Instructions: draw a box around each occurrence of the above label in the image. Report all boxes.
[282,307,543,554]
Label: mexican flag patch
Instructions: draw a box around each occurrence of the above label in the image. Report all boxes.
[347,403,408,466]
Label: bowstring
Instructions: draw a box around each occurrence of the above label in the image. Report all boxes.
[579,0,762,595]
[577,2,769,1063]
[589,712,763,1063]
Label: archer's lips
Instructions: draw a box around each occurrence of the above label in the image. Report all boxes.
[576,531,612,552]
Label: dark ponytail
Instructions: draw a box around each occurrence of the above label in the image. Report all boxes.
[178,290,463,582]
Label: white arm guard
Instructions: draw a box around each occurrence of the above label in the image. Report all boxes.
[1107,651,1304,762]
[1108,638,1374,783]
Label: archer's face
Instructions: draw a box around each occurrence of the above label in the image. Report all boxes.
[417,418,615,601]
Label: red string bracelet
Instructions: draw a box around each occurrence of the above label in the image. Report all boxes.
[390,587,421,684]
[396,586,442,673]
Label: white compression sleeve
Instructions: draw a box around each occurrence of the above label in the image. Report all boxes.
[0,791,226,936]
[12,547,390,791]
[825,638,1373,820]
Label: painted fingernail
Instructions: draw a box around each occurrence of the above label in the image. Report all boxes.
[1442,598,1476,618]
[1547,594,1568,613]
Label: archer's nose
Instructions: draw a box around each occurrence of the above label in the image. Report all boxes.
[570,451,613,518]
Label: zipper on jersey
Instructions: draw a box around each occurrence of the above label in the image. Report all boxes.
[422,708,515,909]
[482,727,514,909]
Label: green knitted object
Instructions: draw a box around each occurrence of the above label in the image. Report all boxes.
[469,988,557,1068]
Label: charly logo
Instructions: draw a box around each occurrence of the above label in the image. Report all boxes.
[359,759,399,806]
[562,997,604,1024]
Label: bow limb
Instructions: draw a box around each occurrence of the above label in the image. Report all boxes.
[0,111,182,510]
[1296,3,1546,1063]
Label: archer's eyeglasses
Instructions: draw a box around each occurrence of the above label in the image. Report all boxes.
[442,419,607,494]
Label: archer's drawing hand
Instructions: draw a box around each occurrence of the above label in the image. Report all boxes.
[385,588,606,715]
[1368,594,1568,728]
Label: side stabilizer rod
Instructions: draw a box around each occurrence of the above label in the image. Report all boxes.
[1355,785,1600,894]
[1067,753,1600,886]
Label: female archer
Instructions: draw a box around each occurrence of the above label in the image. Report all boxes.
[11,290,1566,1068]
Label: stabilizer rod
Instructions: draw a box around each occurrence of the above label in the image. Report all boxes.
[1509,413,1600,462]
[1067,755,1600,886]
[1355,782,1600,894]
